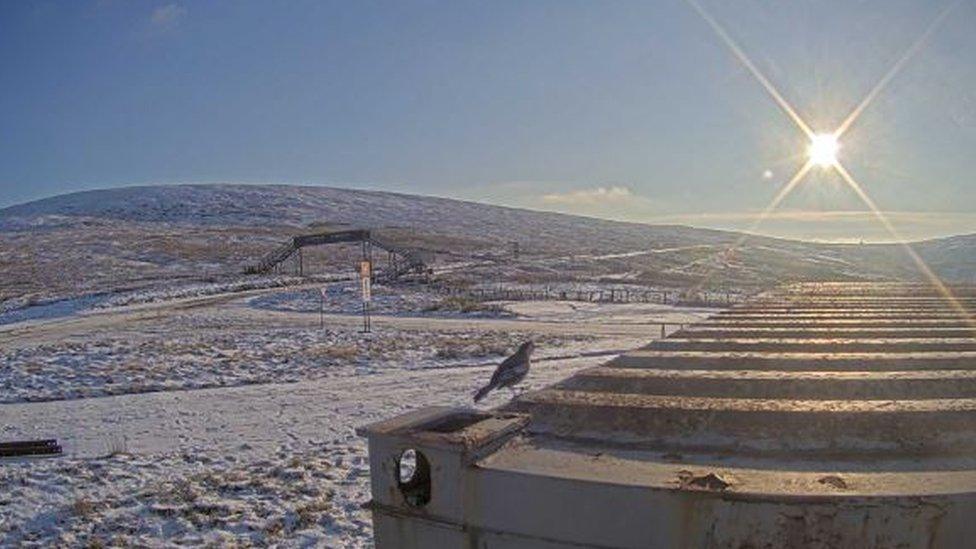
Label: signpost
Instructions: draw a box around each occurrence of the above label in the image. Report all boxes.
[359,260,372,333]
[319,287,328,329]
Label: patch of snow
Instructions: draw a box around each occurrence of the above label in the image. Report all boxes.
[0,294,110,326]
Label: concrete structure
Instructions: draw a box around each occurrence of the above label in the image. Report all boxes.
[360,283,976,548]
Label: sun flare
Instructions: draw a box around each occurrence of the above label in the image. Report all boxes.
[808,133,840,168]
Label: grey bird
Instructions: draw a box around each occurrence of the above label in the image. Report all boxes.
[474,341,535,402]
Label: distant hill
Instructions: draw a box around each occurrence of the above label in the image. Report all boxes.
[0,184,740,251]
[1,184,973,305]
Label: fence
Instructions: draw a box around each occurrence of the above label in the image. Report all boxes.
[435,285,742,307]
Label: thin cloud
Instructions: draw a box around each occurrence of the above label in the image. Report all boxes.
[541,185,634,205]
[657,210,976,225]
[653,210,976,242]
[150,3,186,28]
[461,181,664,222]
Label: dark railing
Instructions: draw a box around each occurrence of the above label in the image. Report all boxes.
[245,229,429,277]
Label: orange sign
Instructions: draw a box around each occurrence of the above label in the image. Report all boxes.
[359,260,372,302]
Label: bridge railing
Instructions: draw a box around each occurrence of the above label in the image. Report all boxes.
[245,229,431,276]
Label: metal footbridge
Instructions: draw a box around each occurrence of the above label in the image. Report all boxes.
[361,282,976,548]
[245,229,430,277]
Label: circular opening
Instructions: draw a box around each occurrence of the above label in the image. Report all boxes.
[398,448,418,484]
[396,448,431,507]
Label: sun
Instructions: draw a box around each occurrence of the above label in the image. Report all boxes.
[808,133,840,168]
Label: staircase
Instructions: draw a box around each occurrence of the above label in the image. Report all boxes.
[245,239,298,274]
[369,235,430,278]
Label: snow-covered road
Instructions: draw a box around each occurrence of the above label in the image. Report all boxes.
[0,286,702,351]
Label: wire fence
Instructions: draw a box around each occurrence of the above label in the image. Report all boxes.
[434,285,743,307]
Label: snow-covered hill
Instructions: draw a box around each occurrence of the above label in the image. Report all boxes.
[1,184,974,307]
[0,184,741,251]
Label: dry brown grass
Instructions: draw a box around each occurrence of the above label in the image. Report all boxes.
[72,497,97,517]
[305,344,360,361]
[424,296,496,314]
[104,436,129,458]
[295,496,333,528]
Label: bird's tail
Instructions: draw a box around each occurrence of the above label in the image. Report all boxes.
[473,384,494,403]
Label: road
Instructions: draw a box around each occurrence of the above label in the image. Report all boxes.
[0,285,702,350]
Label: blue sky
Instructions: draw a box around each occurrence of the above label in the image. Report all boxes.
[1,0,974,241]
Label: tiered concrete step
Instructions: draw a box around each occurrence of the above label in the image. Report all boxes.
[724,311,976,318]
[736,305,976,312]
[724,306,976,314]
[514,389,976,456]
[557,366,976,399]
[715,311,974,319]
[698,319,976,328]
[648,338,976,353]
[675,327,976,339]
[510,282,976,461]
[611,350,976,371]
[773,284,976,295]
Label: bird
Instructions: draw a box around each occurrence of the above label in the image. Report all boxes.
[474,340,534,403]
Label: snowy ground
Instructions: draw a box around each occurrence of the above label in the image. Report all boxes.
[0,323,595,404]
[0,285,713,546]
[248,280,510,318]
[0,355,613,547]
[0,274,343,327]
[500,300,713,325]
